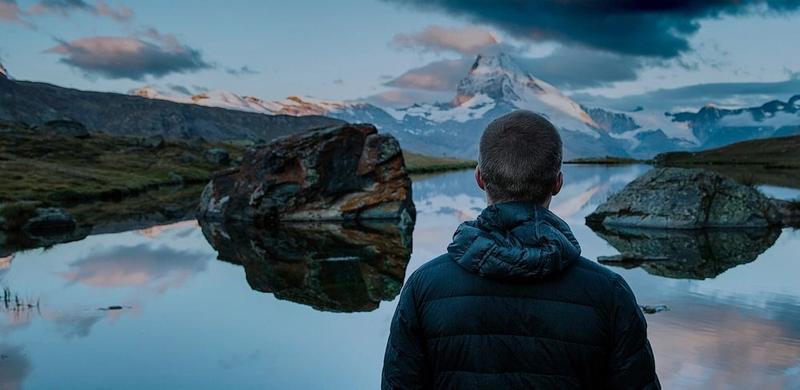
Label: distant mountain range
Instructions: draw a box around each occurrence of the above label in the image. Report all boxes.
[667,97,800,150]
[129,53,800,159]
[0,66,342,142]
[1,55,798,159]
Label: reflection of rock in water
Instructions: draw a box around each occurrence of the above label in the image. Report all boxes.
[200,220,413,312]
[590,225,781,279]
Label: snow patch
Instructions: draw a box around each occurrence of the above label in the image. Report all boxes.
[130,86,365,117]
[627,109,699,144]
[393,93,496,123]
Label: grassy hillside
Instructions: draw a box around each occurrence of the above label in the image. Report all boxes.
[655,135,800,188]
[402,150,477,174]
[0,121,246,235]
[655,135,800,168]
[0,123,242,205]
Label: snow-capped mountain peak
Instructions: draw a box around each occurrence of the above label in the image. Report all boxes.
[454,53,600,131]
[454,53,525,104]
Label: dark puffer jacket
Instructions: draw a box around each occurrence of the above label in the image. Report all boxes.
[382,202,659,389]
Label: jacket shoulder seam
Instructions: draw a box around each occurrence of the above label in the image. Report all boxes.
[421,293,599,310]
[426,332,605,348]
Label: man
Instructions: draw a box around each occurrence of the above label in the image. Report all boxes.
[382,110,659,389]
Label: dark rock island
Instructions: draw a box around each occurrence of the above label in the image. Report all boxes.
[586,167,789,229]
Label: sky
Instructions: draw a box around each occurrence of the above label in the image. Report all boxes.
[1,0,800,110]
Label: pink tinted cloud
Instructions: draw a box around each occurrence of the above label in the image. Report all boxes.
[46,32,211,80]
[28,0,133,22]
[385,59,471,91]
[391,25,500,55]
[0,0,24,23]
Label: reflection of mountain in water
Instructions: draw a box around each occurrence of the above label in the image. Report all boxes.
[591,225,781,279]
[200,220,413,312]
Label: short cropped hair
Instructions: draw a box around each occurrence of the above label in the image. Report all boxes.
[478,110,563,204]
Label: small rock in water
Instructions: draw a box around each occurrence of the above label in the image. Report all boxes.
[22,208,76,235]
[98,305,125,311]
[640,305,669,314]
[177,152,197,164]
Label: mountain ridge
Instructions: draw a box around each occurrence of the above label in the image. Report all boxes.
[0,76,343,142]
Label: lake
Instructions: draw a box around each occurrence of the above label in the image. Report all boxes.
[2,165,800,389]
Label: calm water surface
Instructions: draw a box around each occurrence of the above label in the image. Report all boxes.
[2,165,800,389]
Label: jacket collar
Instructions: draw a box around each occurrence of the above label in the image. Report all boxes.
[447,201,581,280]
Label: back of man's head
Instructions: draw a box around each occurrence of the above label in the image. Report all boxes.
[478,110,563,205]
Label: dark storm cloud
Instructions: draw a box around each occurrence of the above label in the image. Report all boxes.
[573,77,800,111]
[384,0,800,57]
[516,47,644,89]
[46,31,212,80]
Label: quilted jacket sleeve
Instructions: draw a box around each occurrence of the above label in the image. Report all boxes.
[382,272,431,389]
[607,275,661,389]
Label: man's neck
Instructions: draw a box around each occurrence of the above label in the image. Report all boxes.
[486,198,551,209]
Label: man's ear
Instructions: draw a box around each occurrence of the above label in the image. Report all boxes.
[475,167,486,191]
[552,171,563,196]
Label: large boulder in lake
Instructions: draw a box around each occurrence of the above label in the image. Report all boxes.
[199,123,415,224]
[586,168,783,228]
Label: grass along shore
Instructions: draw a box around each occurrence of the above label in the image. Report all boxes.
[403,150,477,174]
[0,121,243,233]
[654,135,800,169]
[0,122,242,206]
[654,135,800,189]
[564,156,649,165]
